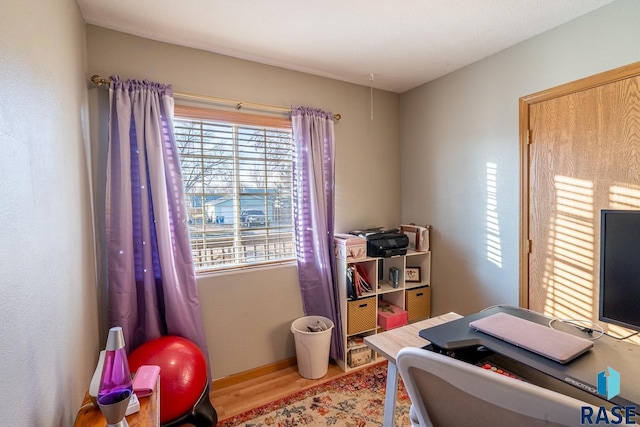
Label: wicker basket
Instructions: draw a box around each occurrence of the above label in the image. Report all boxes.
[406,286,431,323]
[347,297,377,335]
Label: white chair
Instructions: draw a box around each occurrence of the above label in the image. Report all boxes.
[396,347,623,427]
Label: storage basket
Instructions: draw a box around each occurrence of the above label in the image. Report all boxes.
[347,297,377,335]
[406,286,431,323]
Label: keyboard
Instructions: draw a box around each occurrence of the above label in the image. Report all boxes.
[476,360,526,381]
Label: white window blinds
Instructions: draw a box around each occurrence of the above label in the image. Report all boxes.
[174,105,295,272]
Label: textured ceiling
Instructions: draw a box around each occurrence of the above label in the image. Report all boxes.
[77,0,616,93]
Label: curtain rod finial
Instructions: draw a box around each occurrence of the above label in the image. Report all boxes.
[91,75,109,87]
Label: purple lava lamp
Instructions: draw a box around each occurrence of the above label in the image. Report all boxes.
[97,327,133,427]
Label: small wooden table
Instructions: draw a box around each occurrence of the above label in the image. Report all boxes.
[364,312,462,427]
[73,380,160,427]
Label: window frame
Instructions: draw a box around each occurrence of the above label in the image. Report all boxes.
[174,104,296,274]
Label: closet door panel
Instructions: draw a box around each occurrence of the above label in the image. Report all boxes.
[526,72,640,326]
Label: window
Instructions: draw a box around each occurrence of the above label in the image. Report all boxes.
[174,105,295,272]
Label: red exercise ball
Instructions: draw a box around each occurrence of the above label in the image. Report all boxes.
[128,336,208,424]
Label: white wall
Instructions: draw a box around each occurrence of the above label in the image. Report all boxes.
[85,26,401,380]
[400,0,640,316]
[0,0,100,425]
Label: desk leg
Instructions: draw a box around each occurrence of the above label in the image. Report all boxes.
[383,360,398,427]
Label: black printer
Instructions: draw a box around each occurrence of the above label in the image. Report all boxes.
[351,228,409,257]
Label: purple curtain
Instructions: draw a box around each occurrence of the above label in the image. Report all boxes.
[105,76,210,371]
[292,106,343,360]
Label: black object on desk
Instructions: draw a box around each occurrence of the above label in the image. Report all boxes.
[419,305,640,407]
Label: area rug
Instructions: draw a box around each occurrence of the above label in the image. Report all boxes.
[217,362,412,426]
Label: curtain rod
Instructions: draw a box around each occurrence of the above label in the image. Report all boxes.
[90,75,341,121]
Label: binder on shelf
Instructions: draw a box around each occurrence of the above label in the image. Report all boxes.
[355,264,372,291]
[355,264,372,294]
[347,264,373,300]
[347,266,358,300]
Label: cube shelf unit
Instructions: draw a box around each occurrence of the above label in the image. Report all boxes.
[335,250,431,371]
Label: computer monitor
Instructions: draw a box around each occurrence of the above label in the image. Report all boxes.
[599,209,640,332]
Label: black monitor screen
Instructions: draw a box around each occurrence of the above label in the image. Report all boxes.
[599,209,640,332]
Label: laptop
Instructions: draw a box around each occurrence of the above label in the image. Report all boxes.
[469,312,593,364]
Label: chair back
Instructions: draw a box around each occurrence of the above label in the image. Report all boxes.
[396,347,622,427]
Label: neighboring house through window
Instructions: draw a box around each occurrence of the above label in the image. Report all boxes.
[174,105,295,272]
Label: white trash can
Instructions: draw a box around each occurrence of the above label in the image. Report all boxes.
[291,315,334,379]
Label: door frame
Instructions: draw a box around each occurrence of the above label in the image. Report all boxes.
[518,61,640,308]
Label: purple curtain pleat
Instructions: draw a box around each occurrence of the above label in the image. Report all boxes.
[292,106,344,360]
[106,76,210,375]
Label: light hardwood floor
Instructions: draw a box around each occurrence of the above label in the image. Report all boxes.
[209,362,352,421]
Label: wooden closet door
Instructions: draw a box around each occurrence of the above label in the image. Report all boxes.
[522,65,640,328]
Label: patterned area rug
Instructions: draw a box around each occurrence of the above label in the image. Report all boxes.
[217,362,412,426]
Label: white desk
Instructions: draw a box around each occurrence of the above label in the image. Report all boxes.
[364,313,462,427]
